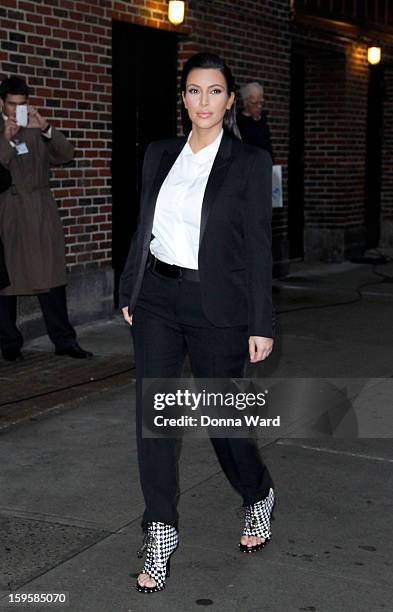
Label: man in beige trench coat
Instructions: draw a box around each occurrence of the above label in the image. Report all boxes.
[0,76,92,361]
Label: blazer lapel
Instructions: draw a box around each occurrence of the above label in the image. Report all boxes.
[144,138,186,233]
[199,132,234,247]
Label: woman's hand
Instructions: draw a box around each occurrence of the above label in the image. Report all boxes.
[248,336,273,363]
[122,306,133,326]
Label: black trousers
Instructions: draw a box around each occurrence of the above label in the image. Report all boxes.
[132,268,274,529]
[0,285,76,352]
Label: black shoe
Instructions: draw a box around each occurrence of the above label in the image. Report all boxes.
[55,343,93,359]
[2,348,24,362]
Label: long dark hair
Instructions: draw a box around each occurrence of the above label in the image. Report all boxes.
[180,52,241,140]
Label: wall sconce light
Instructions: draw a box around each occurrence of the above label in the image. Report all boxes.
[368,47,381,65]
[168,1,185,26]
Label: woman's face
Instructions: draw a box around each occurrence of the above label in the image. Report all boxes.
[182,68,235,132]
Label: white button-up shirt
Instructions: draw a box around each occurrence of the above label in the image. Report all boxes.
[150,129,223,270]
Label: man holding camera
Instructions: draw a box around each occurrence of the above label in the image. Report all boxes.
[0,76,92,361]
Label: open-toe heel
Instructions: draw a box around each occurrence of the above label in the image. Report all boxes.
[239,488,275,554]
[135,521,178,593]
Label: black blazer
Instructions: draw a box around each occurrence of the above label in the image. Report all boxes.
[119,132,273,338]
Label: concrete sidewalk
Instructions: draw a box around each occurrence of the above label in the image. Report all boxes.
[0,317,133,430]
[1,259,393,612]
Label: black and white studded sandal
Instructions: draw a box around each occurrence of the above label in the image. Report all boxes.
[136,521,179,593]
[239,487,275,553]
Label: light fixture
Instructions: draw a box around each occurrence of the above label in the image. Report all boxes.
[368,46,381,65]
[168,1,185,26]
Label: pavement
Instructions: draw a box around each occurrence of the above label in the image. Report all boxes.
[1,255,393,612]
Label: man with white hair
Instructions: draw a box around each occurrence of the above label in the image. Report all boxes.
[237,82,274,162]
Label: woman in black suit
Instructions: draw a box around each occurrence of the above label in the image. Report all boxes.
[120,53,275,594]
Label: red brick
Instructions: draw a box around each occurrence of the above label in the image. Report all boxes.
[2,0,384,269]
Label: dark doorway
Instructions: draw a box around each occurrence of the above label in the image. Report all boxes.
[112,22,178,303]
[364,64,384,249]
[288,52,305,259]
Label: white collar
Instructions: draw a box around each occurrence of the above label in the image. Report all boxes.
[183,129,223,164]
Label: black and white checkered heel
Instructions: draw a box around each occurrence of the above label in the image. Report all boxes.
[239,487,275,553]
[136,521,179,593]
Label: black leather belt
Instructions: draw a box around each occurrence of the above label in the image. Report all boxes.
[149,255,200,282]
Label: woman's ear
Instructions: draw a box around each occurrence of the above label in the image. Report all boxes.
[182,91,187,109]
[227,91,235,110]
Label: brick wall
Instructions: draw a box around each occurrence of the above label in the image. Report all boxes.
[344,44,369,240]
[302,44,369,261]
[0,0,291,279]
[292,17,393,260]
[0,0,117,271]
[381,65,393,245]
[2,0,393,287]
[303,52,347,253]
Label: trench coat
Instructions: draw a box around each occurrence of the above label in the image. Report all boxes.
[0,116,74,295]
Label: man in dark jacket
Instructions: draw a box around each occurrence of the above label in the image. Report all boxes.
[0,76,92,361]
[237,82,274,163]
[237,81,280,294]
